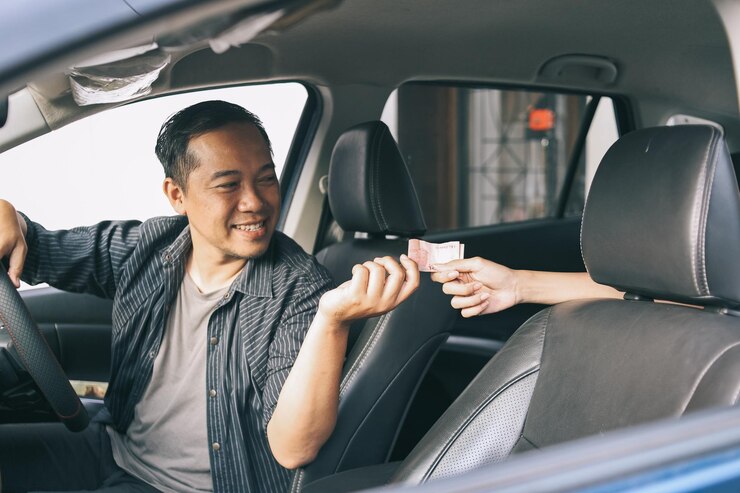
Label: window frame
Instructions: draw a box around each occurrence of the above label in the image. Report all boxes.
[385,81,633,234]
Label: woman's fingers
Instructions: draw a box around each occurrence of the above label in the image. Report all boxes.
[450,292,490,310]
[442,281,482,296]
[461,301,490,318]
[430,269,460,283]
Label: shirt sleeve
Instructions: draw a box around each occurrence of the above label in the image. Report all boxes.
[261,274,333,429]
[19,212,142,299]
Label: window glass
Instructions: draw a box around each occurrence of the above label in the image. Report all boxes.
[563,97,619,216]
[381,84,618,232]
[0,83,307,230]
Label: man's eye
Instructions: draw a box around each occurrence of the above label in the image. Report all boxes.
[217,182,238,189]
[259,175,278,184]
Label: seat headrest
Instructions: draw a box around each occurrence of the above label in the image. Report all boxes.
[582,125,740,308]
[328,121,427,236]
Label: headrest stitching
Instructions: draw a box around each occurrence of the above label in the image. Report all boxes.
[689,135,709,296]
[375,130,392,231]
[697,131,722,296]
[691,129,719,296]
[368,125,388,231]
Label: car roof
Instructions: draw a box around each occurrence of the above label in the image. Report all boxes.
[1,0,739,147]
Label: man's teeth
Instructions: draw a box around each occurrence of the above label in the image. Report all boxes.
[234,222,265,231]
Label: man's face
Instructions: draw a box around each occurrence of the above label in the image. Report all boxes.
[166,122,280,264]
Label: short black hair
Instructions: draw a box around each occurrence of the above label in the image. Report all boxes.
[155,100,273,189]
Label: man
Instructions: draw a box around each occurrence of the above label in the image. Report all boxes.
[0,101,419,492]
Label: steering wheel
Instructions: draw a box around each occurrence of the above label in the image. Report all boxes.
[0,270,89,431]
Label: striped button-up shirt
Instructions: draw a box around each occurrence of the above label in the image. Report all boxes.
[21,214,334,493]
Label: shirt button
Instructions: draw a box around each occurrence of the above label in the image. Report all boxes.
[209,389,217,398]
[149,351,156,359]
[210,336,219,345]
[212,442,221,451]
[223,292,230,300]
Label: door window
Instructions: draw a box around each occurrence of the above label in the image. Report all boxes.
[382,84,619,232]
[0,83,307,230]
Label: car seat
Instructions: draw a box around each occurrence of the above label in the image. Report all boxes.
[290,121,459,490]
[303,124,740,491]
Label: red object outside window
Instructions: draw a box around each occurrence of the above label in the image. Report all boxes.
[528,108,555,131]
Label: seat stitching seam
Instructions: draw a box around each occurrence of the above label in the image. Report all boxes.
[333,333,451,470]
[375,130,391,231]
[519,435,538,450]
[423,367,540,481]
[368,126,386,231]
[339,313,392,397]
[698,130,720,294]
[514,306,550,446]
[679,339,740,414]
[424,308,551,480]
[690,129,714,295]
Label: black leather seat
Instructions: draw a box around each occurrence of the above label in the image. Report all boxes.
[290,121,459,491]
[304,124,740,491]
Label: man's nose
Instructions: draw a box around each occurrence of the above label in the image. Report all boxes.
[237,186,264,212]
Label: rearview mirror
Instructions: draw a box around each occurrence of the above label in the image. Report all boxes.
[0,96,7,128]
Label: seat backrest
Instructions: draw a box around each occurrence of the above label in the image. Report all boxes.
[390,125,740,484]
[291,121,459,490]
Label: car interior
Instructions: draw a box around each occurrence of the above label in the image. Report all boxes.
[302,123,740,491]
[1,0,740,491]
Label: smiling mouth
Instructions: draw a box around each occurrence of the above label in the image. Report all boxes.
[233,221,266,232]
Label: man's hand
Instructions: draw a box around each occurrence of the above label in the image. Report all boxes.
[430,257,518,318]
[318,254,420,326]
[0,200,28,288]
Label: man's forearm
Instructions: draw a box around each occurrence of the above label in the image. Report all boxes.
[266,255,419,469]
[516,270,622,305]
[266,311,349,469]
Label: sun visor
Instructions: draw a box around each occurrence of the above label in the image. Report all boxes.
[68,45,170,106]
[65,10,282,106]
[63,0,338,107]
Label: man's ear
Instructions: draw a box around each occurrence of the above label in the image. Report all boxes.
[163,177,187,215]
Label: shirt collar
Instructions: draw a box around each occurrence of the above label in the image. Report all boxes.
[233,239,275,298]
[160,224,275,299]
[160,223,193,265]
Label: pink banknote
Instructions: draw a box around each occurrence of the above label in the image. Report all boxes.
[407,239,465,272]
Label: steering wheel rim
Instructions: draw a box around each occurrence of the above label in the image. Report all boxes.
[0,270,89,431]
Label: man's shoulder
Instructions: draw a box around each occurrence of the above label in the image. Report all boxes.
[271,231,333,285]
[137,216,189,243]
[140,215,188,232]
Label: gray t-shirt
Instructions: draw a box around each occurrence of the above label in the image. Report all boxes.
[108,273,227,492]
